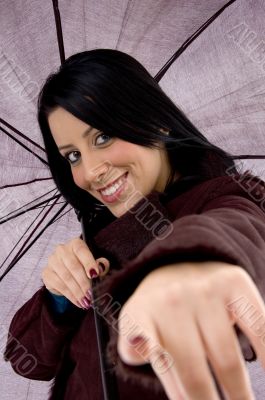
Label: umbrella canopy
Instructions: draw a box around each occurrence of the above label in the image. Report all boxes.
[1,1,265,399]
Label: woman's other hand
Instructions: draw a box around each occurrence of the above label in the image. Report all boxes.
[42,237,109,309]
[117,262,265,399]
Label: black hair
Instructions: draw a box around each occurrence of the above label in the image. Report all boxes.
[37,48,238,232]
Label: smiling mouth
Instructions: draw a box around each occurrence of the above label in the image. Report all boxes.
[97,172,128,203]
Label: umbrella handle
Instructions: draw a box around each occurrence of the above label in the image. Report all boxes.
[81,217,120,400]
[91,278,120,400]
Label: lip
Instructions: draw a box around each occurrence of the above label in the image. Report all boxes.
[98,172,128,204]
[96,172,127,191]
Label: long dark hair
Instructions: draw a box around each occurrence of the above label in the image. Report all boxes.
[37,48,238,230]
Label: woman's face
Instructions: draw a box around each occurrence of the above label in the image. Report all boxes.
[48,107,175,217]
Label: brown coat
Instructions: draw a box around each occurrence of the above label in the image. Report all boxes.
[4,172,265,399]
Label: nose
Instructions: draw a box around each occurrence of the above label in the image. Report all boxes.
[82,154,113,189]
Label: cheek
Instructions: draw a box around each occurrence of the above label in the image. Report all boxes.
[71,169,84,189]
[109,140,135,161]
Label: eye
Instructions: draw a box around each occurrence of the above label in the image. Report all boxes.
[63,134,111,165]
[64,150,80,165]
[94,133,111,146]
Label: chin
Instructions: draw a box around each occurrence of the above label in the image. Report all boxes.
[108,204,128,218]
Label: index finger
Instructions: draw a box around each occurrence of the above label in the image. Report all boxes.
[71,238,99,279]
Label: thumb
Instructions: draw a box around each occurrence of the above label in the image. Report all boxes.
[96,257,110,277]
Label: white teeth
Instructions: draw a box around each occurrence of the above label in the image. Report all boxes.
[100,175,126,196]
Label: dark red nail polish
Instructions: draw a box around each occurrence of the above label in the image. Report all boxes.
[81,297,91,309]
[89,268,98,279]
[77,300,85,309]
[98,262,105,273]
[85,295,91,304]
[128,335,145,346]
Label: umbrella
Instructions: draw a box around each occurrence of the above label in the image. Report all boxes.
[1,0,265,399]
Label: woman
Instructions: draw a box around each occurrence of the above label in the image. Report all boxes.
[4,49,265,400]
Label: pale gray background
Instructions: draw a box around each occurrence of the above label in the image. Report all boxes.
[0,0,264,398]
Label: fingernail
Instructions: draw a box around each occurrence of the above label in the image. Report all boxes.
[77,300,89,310]
[86,288,92,299]
[98,262,105,274]
[89,268,98,279]
[77,300,85,309]
[81,297,91,309]
[128,335,145,346]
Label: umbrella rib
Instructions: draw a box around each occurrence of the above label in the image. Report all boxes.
[0,197,68,281]
[0,117,46,153]
[0,194,61,224]
[154,0,237,82]
[0,195,55,272]
[52,205,73,223]
[0,177,52,189]
[0,125,48,165]
[0,187,57,218]
[34,200,65,208]
[152,0,265,162]
[33,201,67,211]
[232,155,265,159]
[52,0,65,64]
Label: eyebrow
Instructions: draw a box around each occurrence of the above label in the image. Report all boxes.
[58,127,100,150]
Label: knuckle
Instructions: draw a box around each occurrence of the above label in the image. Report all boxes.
[234,266,252,283]
[162,283,184,307]
[66,256,80,270]
[224,265,250,284]
[60,268,72,280]
[197,280,215,298]
[72,238,88,252]
[182,370,206,392]
[217,355,239,375]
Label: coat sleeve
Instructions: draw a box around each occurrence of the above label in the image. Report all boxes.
[47,291,74,313]
[99,194,265,393]
[4,286,85,381]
